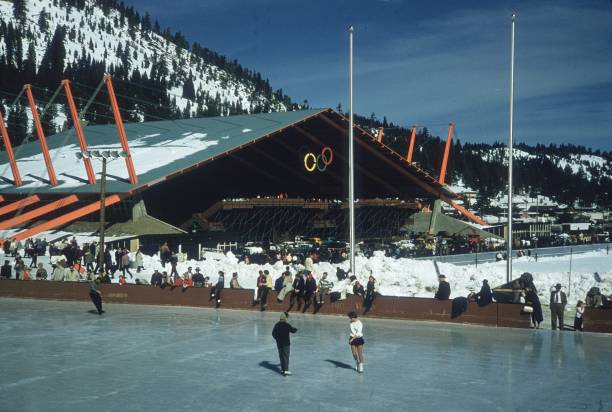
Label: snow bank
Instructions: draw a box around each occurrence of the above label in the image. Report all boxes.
[130,249,612,306]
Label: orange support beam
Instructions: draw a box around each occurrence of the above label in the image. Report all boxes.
[104,74,138,185]
[10,194,122,241]
[406,126,417,163]
[449,199,487,226]
[0,195,40,218]
[62,80,96,184]
[0,195,79,230]
[376,127,383,143]
[24,85,58,186]
[0,109,23,185]
[438,122,454,186]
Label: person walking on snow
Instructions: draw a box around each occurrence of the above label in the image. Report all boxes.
[348,311,365,373]
[272,312,297,376]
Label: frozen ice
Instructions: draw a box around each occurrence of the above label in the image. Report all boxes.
[0,298,610,411]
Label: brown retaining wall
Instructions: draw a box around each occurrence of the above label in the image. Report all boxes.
[583,308,612,333]
[0,280,531,328]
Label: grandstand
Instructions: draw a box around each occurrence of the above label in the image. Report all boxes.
[0,107,481,244]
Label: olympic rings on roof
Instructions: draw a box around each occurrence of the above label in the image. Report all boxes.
[304,147,334,172]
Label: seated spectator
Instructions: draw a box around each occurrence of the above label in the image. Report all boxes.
[161,272,172,289]
[14,258,25,280]
[230,272,242,289]
[434,275,451,300]
[100,271,112,284]
[150,270,163,287]
[203,276,212,288]
[475,279,493,306]
[65,267,81,282]
[182,274,193,289]
[35,263,48,280]
[1,260,12,279]
[352,281,365,297]
[192,268,205,287]
[118,274,127,285]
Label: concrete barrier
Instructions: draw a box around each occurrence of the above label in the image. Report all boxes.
[0,280,531,329]
[583,308,612,333]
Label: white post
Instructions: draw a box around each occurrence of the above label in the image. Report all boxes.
[348,26,356,275]
[507,14,516,283]
[198,243,202,260]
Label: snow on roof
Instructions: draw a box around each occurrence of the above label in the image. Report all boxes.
[0,109,325,195]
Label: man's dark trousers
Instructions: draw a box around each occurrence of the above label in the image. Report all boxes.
[551,303,564,330]
[277,345,290,372]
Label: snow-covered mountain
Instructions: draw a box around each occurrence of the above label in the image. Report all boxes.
[0,0,297,144]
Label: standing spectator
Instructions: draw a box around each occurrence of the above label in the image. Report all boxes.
[434,275,451,300]
[230,272,242,289]
[1,260,11,279]
[160,242,172,267]
[272,312,298,376]
[363,276,377,312]
[315,272,333,311]
[263,270,273,311]
[550,283,567,330]
[211,271,225,307]
[28,241,38,268]
[169,255,179,278]
[135,248,144,273]
[302,272,317,313]
[304,253,314,273]
[255,271,267,303]
[2,239,10,256]
[35,263,48,280]
[84,246,95,273]
[348,311,365,373]
[574,300,585,331]
[120,249,133,278]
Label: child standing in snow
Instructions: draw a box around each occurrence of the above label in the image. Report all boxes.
[348,311,365,373]
[574,300,585,331]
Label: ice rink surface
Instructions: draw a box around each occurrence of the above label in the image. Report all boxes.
[0,298,610,412]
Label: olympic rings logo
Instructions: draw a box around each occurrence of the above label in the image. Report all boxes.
[304,147,334,172]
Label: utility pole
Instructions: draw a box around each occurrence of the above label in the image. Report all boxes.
[98,157,107,274]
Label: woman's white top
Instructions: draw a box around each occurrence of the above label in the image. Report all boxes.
[576,306,584,319]
[350,320,363,338]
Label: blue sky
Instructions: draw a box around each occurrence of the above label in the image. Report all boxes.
[125,0,612,150]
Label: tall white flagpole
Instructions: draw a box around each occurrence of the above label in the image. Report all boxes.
[507,14,516,283]
[349,26,356,275]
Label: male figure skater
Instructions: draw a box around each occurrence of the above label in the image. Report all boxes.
[89,277,104,315]
[272,312,297,375]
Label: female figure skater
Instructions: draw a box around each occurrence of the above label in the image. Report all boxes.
[348,311,365,373]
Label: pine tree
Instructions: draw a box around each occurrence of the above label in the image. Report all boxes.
[12,0,28,27]
[6,104,28,146]
[39,26,66,88]
[23,42,37,84]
